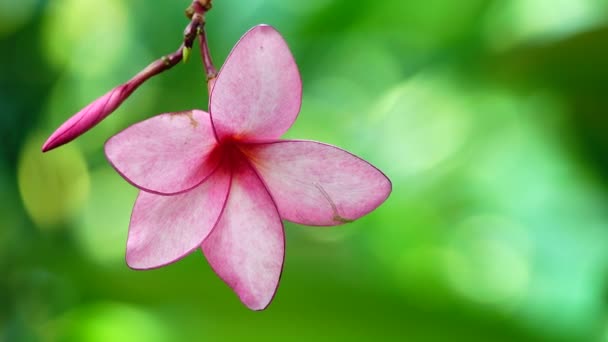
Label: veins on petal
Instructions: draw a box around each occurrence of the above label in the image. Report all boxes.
[314,183,354,224]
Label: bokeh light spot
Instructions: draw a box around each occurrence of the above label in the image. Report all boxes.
[17,135,90,229]
[41,0,129,77]
[364,74,471,179]
[74,167,138,266]
[484,0,608,49]
[444,215,531,307]
[54,302,170,342]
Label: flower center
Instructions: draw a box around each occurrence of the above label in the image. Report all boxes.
[216,140,246,170]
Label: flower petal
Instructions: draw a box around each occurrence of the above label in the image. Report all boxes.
[126,163,231,270]
[241,140,392,226]
[105,110,219,195]
[210,25,302,142]
[202,158,284,311]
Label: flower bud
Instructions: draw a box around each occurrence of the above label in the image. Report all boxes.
[42,81,140,152]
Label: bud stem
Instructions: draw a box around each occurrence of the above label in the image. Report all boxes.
[187,0,217,94]
[199,27,217,92]
[136,1,214,85]
[42,0,218,152]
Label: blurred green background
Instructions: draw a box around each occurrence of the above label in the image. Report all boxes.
[2,0,608,341]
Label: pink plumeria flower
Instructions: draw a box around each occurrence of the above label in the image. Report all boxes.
[104,25,391,310]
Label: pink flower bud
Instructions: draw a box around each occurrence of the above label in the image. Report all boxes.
[41,81,141,152]
[41,48,184,153]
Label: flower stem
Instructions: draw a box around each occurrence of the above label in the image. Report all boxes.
[133,46,184,85]
[187,0,217,94]
[132,1,213,88]
[199,27,218,92]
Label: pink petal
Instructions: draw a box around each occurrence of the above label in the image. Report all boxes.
[241,140,392,226]
[209,25,302,142]
[202,158,284,311]
[42,83,138,152]
[105,110,220,195]
[126,163,231,270]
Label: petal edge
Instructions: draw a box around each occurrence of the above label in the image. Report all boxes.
[202,158,284,310]
[209,25,302,142]
[126,162,231,270]
[105,110,219,195]
[241,140,392,226]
